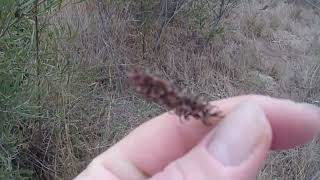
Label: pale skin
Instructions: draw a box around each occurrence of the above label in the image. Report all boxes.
[75,95,320,180]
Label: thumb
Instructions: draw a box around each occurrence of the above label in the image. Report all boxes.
[150,101,272,180]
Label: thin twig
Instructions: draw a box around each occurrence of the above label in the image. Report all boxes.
[154,0,191,50]
[33,0,44,157]
[305,0,320,10]
[34,1,40,78]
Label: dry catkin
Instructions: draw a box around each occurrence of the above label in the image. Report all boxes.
[128,69,223,125]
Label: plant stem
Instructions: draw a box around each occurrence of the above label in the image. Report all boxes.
[34,0,43,142]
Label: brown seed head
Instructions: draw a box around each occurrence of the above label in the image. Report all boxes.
[128,69,223,125]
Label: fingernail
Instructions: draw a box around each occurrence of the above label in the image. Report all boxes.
[207,101,270,166]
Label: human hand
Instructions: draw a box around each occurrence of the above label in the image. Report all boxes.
[75,95,320,180]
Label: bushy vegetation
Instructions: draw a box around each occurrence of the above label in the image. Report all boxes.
[0,0,63,179]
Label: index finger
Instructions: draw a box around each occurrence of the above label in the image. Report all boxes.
[91,95,320,178]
